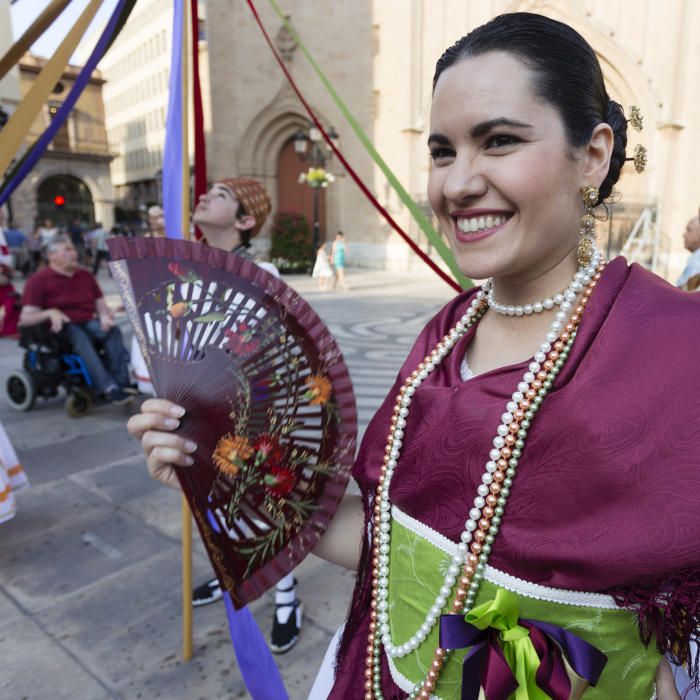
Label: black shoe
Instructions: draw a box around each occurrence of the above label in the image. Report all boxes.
[270,598,303,654]
[192,578,222,607]
[107,387,133,405]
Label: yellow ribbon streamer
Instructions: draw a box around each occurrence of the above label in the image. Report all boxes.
[466,588,550,700]
[0,0,73,82]
[0,0,102,176]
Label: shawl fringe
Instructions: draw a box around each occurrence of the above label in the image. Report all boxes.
[335,478,376,675]
[608,565,700,692]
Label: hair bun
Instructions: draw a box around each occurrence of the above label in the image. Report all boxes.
[599,100,628,203]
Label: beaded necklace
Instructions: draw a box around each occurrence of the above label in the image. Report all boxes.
[364,257,606,700]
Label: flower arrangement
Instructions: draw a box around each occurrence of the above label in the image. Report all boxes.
[298,167,335,189]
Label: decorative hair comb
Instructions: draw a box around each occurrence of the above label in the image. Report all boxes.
[625,105,646,172]
[627,144,647,173]
[627,105,643,132]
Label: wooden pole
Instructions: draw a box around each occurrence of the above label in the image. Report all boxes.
[181,495,193,661]
[181,0,193,664]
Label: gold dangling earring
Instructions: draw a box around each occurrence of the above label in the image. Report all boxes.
[578,185,599,267]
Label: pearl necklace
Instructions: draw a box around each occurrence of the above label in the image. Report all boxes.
[376,254,600,661]
[486,264,593,317]
[365,255,605,700]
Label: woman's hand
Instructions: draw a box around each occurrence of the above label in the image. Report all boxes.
[126,398,196,490]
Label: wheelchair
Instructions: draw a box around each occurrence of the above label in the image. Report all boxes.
[5,322,95,417]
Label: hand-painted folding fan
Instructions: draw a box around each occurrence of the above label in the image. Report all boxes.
[108,237,357,608]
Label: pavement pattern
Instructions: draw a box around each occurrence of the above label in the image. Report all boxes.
[0,266,457,700]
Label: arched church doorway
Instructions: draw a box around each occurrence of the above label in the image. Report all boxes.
[37,174,95,228]
[276,138,326,245]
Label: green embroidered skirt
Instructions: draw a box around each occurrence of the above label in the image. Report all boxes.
[386,508,660,699]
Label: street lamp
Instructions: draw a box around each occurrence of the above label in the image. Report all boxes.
[293,125,339,254]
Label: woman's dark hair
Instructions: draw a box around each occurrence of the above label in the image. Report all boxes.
[433,12,627,204]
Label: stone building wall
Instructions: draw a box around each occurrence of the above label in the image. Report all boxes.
[8,55,114,233]
[116,0,700,279]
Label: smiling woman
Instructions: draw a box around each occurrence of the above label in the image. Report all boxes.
[318,12,699,700]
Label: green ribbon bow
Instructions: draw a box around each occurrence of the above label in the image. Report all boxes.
[466,589,552,700]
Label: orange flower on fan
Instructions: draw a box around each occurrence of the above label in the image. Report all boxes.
[305,374,332,406]
[169,301,189,318]
[212,434,254,477]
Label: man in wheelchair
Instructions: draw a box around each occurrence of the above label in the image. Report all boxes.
[19,234,132,405]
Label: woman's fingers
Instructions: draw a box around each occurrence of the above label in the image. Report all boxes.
[141,398,186,417]
[148,444,195,469]
[126,399,193,490]
[142,429,197,460]
[126,400,186,438]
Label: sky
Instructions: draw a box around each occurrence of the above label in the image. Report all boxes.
[9,0,120,62]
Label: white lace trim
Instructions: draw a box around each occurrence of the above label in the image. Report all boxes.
[392,505,619,609]
[459,354,474,381]
[386,653,442,699]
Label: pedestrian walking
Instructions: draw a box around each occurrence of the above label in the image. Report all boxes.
[312,244,334,290]
[0,225,20,336]
[146,205,166,238]
[331,231,349,290]
[676,214,700,290]
[88,222,111,276]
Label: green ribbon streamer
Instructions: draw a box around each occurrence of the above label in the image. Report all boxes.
[466,588,551,700]
[265,0,472,290]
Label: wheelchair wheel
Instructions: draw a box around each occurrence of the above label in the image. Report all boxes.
[5,370,36,411]
[65,389,92,418]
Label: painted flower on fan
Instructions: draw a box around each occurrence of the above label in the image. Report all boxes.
[253,434,285,463]
[263,465,298,497]
[224,323,261,355]
[168,301,190,318]
[212,434,254,477]
[304,373,332,405]
[168,262,189,277]
[298,167,336,189]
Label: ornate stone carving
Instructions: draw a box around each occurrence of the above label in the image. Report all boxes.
[275,17,297,62]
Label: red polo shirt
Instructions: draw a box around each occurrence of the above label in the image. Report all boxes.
[22,266,103,324]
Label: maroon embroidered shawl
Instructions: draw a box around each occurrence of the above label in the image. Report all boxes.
[330,257,700,698]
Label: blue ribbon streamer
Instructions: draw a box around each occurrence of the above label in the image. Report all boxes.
[162,0,184,239]
[0,0,131,207]
[223,592,288,699]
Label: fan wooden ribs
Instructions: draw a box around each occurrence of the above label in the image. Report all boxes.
[108,237,357,607]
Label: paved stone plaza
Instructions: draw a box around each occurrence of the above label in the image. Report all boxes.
[0,266,456,700]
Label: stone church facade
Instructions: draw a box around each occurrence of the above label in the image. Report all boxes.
[198,1,700,280]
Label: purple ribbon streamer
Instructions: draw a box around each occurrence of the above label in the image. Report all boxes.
[440,613,608,700]
[0,0,130,207]
[223,591,288,699]
[522,618,608,690]
[162,0,184,239]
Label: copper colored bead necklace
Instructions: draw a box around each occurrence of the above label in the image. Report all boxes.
[364,259,606,700]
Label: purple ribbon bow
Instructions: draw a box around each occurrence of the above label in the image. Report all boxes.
[439,614,608,700]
